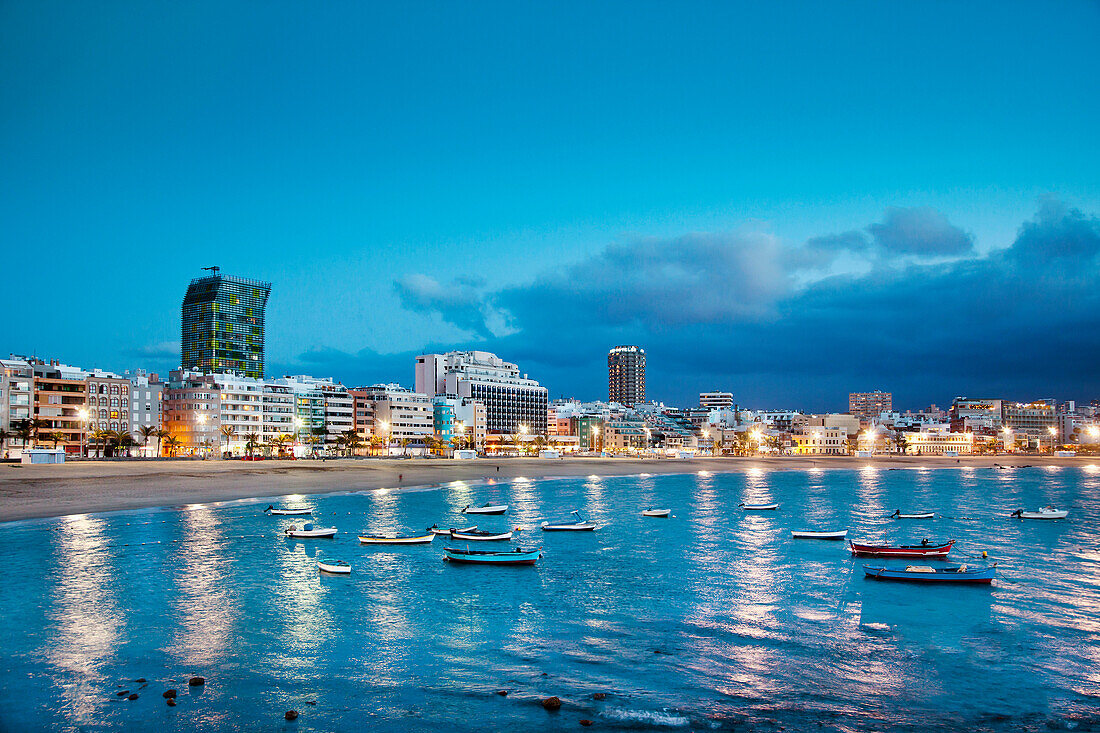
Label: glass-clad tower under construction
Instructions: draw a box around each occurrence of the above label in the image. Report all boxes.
[181,273,271,378]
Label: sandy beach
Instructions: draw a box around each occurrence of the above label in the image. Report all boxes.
[0,453,1094,523]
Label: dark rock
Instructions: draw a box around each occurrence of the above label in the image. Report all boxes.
[163,690,177,699]
[541,697,562,711]
[285,710,299,721]
[580,720,593,727]
[592,693,606,700]
[134,678,147,683]
[496,690,509,697]
[305,700,316,705]
[188,676,205,686]
[166,698,177,707]
[116,691,129,697]
[128,693,139,701]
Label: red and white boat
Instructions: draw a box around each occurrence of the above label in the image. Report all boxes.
[849,539,954,558]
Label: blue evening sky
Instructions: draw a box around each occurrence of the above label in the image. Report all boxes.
[2,2,1098,410]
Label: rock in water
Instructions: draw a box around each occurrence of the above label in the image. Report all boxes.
[592,693,606,700]
[541,697,562,711]
[163,689,177,699]
[285,710,299,721]
[188,677,205,686]
[166,699,177,707]
[496,690,509,697]
[116,691,129,697]
[134,678,147,683]
[580,721,593,727]
[127,693,139,701]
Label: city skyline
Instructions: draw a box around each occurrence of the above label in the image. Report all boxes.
[3,3,1099,409]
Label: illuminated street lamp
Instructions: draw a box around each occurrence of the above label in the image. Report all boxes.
[591,425,600,454]
[1048,426,1058,453]
[77,408,88,458]
[197,414,207,457]
[1088,425,1100,441]
[378,419,390,456]
[644,426,651,453]
[1001,426,1013,453]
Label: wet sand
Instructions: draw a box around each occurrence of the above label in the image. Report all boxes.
[0,454,1093,523]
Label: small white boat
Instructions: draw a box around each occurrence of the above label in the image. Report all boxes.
[285,523,338,538]
[428,524,476,535]
[642,508,671,518]
[450,529,513,541]
[541,521,597,531]
[358,533,435,544]
[739,502,779,511]
[891,510,935,519]
[791,530,848,540]
[1011,506,1068,520]
[265,505,311,516]
[462,503,508,515]
[318,560,351,574]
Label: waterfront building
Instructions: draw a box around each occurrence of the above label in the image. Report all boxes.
[84,371,133,440]
[349,388,377,446]
[415,350,547,435]
[848,391,892,421]
[904,426,974,455]
[453,397,487,449]
[356,384,432,454]
[949,398,1004,433]
[575,415,605,452]
[604,415,648,452]
[792,426,847,455]
[432,397,456,443]
[805,413,861,438]
[699,391,733,409]
[125,371,163,451]
[181,270,271,379]
[1002,402,1056,437]
[279,375,353,450]
[607,345,645,406]
[1,358,34,453]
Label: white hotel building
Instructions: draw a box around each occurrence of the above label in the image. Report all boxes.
[415,350,548,435]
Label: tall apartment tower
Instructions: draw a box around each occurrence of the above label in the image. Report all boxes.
[608,345,645,406]
[181,270,271,379]
[848,390,892,421]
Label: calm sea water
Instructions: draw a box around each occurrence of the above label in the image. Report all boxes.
[2,466,1100,732]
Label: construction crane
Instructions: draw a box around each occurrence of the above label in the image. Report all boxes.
[202,266,220,276]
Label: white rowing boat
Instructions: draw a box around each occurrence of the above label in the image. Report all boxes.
[462,503,508,515]
[791,530,848,540]
[358,533,435,544]
[318,560,351,574]
[891,510,935,519]
[265,505,311,516]
[541,520,597,531]
[642,508,671,517]
[285,524,338,538]
[450,529,513,541]
[1011,506,1068,520]
[739,502,779,511]
[427,524,476,535]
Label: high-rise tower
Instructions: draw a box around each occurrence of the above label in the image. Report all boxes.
[608,345,645,406]
[181,269,271,378]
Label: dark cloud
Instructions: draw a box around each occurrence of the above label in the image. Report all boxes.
[393,273,502,338]
[867,206,975,256]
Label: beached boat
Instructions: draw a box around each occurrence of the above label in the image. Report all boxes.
[462,503,508,515]
[890,510,935,519]
[427,524,476,535]
[849,539,955,558]
[739,502,779,511]
[450,529,513,541]
[285,523,337,538]
[318,560,351,574]
[791,530,848,540]
[443,547,542,565]
[1011,506,1068,520]
[642,508,671,517]
[863,563,995,584]
[358,533,435,545]
[540,520,597,531]
[265,505,312,516]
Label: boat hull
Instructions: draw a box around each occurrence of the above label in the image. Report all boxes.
[541,523,597,531]
[893,513,934,519]
[285,529,337,538]
[268,508,312,515]
[443,547,542,565]
[792,530,847,540]
[358,534,435,544]
[450,531,513,541]
[863,564,994,584]
[642,509,671,517]
[428,525,476,535]
[318,562,351,574]
[849,540,954,557]
[463,505,508,515]
[1014,511,1068,519]
[740,504,779,511]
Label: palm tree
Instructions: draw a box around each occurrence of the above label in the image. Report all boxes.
[893,431,908,455]
[89,428,108,458]
[399,437,411,456]
[13,418,45,450]
[112,430,134,458]
[220,425,237,456]
[270,434,288,457]
[48,431,66,449]
[164,434,182,457]
[155,428,169,458]
[138,425,158,457]
[0,428,9,457]
[423,435,438,456]
[533,435,548,455]
[244,432,260,458]
[369,434,383,457]
[341,428,361,457]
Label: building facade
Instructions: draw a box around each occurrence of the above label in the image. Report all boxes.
[608,345,645,406]
[699,391,734,409]
[415,351,547,435]
[181,271,271,379]
[849,391,893,421]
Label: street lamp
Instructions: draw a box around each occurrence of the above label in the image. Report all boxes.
[1048,426,1058,453]
[1001,426,1013,454]
[197,414,207,457]
[378,420,390,456]
[591,426,600,455]
[77,408,88,458]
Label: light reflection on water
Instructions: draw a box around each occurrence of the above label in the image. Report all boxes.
[2,467,1100,731]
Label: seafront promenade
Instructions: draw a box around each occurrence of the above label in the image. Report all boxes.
[0,454,1092,523]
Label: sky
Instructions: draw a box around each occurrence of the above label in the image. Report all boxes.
[2,1,1099,411]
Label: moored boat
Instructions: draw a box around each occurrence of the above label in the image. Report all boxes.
[462,503,508,515]
[849,539,954,557]
[540,520,597,531]
[285,523,337,538]
[358,533,435,545]
[1011,506,1068,520]
[863,563,995,584]
[890,510,934,519]
[450,529,513,541]
[265,505,312,516]
[443,547,542,565]
[739,502,779,511]
[791,530,848,540]
[642,508,671,517]
[318,560,351,574]
[427,524,476,535]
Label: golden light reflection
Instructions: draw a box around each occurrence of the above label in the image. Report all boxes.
[273,539,334,663]
[46,515,122,725]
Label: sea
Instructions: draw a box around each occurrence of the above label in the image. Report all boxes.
[2,465,1099,732]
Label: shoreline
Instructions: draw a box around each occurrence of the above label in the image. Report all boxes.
[0,454,1094,524]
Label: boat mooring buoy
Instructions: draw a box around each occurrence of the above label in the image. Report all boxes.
[982,551,988,558]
